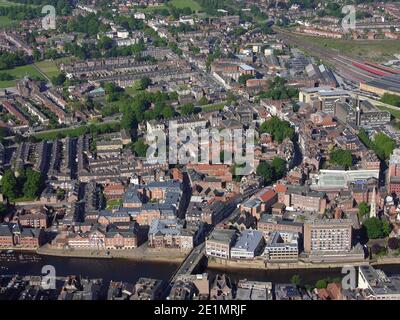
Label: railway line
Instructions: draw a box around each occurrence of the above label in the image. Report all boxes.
[274,29,379,84]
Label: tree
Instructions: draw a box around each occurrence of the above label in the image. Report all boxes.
[238,74,255,86]
[330,149,353,169]
[291,275,301,286]
[256,161,274,184]
[51,73,66,86]
[358,202,370,219]
[272,157,286,180]
[371,243,387,256]
[363,217,391,239]
[134,76,152,90]
[162,106,174,119]
[104,82,120,95]
[1,169,17,200]
[259,116,294,143]
[180,103,195,116]
[388,237,400,250]
[315,279,328,289]
[22,168,43,199]
[133,139,148,157]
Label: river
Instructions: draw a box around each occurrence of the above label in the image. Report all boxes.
[2,253,400,286]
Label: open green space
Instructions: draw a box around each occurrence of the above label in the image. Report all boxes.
[33,122,120,141]
[0,0,25,7]
[0,15,17,27]
[0,64,45,88]
[289,33,400,62]
[137,4,168,12]
[169,0,202,11]
[35,60,61,79]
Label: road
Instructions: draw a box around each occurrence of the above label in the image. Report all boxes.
[169,187,259,284]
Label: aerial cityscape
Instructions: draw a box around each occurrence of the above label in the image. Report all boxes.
[2,0,400,302]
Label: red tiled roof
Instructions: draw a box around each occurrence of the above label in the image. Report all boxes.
[257,188,276,202]
[274,183,287,193]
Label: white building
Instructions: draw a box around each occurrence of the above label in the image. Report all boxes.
[230,230,264,260]
[264,231,299,262]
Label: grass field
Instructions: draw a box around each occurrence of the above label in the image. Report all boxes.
[137,4,168,12]
[291,34,400,62]
[170,0,202,11]
[0,65,46,88]
[138,0,202,12]
[35,60,61,79]
[0,0,24,6]
[0,16,17,27]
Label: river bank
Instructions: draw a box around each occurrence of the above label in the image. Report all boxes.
[207,258,370,271]
[36,244,187,263]
[372,256,400,266]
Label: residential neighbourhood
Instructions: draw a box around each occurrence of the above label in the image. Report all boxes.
[2,0,400,302]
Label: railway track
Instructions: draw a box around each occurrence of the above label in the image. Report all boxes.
[274,29,378,84]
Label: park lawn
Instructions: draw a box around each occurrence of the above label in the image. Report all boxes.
[137,4,168,12]
[291,34,400,62]
[170,0,202,11]
[0,0,23,6]
[0,16,17,27]
[0,64,46,88]
[0,0,38,7]
[35,60,61,79]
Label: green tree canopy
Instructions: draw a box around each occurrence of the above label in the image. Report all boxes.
[363,217,391,239]
[358,201,370,219]
[330,149,353,169]
[180,103,195,116]
[259,116,294,143]
[256,161,274,184]
[132,139,148,157]
[22,168,43,199]
[315,279,328,289]
[1,169,17,200]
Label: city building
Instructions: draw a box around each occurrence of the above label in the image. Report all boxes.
[206,229,237,260]
[358,265,400,300]
[303,219,352,254]
[264,231,299,262]
[230,230,264,260]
